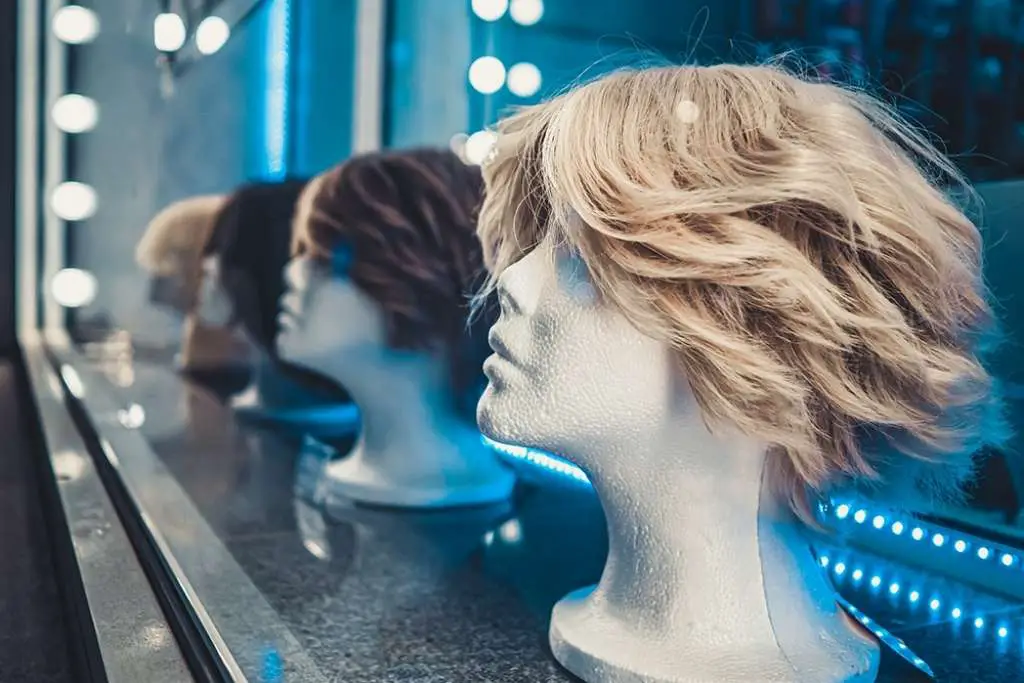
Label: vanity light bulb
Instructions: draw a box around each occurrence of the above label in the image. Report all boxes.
[464,130,498,165]
[195,16,230,55]
[51,94,99,133]
[509,0,544,25]
[50,268,97,308]
[507,62,542,97]
[471,0,509,21]
[468,56,506,95]
[51,181,98,221]
[154,13,186,52]
[52,5,100,44]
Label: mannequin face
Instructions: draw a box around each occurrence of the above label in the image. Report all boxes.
[478,238,684,460]
[276,256,387,372]
[195,256,234,326]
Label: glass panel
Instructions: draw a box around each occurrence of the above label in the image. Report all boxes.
[31,0,1024,680]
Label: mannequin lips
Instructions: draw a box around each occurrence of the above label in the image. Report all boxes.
[487,327,518,367]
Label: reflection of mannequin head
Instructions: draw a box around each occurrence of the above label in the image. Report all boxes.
[203,178,309,348]
[287,148,496,411]
[201,178,352,410]
[135,194,251,371]
[136,194,226,312]
[476,65,1005,682]
[280,148,512,508]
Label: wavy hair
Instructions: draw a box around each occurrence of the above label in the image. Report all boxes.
[135,194,226,312]
[476,63,1008,522]
[293,148,493,413]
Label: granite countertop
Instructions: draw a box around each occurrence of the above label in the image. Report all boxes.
[99,357,1024,683]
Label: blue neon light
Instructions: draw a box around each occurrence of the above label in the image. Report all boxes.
[262,0,290,177]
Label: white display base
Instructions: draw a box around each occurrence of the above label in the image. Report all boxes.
[550,584,880,683]
[323,448,516,509]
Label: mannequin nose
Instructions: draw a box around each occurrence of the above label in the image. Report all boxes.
[283,258,308,290]
[497,255,544,316]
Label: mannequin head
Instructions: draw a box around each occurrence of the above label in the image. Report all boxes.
[476,64,1007,522]
[136,194,226,313]
[283,147,493,415]
[203,178,310,349]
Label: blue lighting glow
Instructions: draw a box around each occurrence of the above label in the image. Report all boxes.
[483,438,1023,669]
[262,0,290,177]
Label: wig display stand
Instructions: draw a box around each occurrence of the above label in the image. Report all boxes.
[229,363,360,436]
[323,438,516,509]
[543,454,881,683]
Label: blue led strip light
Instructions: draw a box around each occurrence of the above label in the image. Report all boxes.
[829,500,1022,576]
[262,0,290,178]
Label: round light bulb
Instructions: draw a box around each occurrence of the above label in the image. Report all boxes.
[510,0,544,26]
[464,130,498,165]
[52,5,100,44]
[51,182,98,221]
[51,268,98,308]
[195,16,230,55]
[154,13,186,53]
[472,0,509,21]
[507,62,542,97]
[468,56,506,95]
[51,94,99,133]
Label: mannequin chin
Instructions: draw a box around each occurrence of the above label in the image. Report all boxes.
[479,244,879,683]
[277,256,515,509]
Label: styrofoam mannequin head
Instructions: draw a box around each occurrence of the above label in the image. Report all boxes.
[194,256,234,327]
[480,241,687,463]
[278,149,514,508]
[136,194,226,315]
[475,63,1004,682]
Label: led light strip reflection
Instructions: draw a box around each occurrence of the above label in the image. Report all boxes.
[829,500,1022,578]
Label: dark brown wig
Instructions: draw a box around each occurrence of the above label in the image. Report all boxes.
[293,148,497,415]
[203,178,351,404]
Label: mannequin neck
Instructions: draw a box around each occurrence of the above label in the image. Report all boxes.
[573,417,846,644]
[322,351,486,479]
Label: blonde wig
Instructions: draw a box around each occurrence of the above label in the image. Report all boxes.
[135,194,227,312]
[477,64,1008,521]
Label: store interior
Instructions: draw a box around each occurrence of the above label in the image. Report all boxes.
[14,0,1024,681]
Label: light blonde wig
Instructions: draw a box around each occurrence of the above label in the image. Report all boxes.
[135,194,227,312]
[477,64,1008,521]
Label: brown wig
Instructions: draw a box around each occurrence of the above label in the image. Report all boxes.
[293,148,495,413]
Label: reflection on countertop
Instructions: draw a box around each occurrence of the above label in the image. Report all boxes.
[75,352,1024,683]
